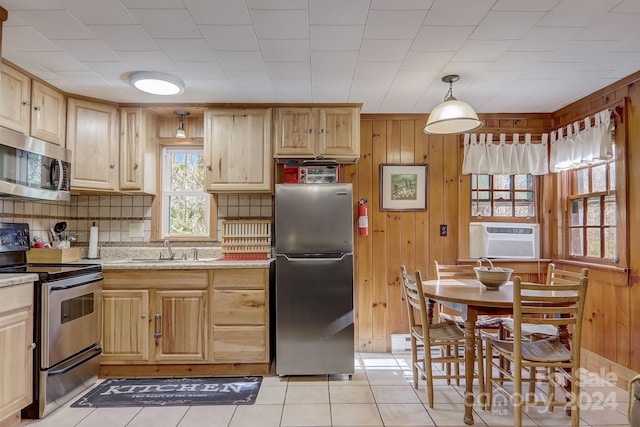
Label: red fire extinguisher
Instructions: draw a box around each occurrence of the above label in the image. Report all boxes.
[358,198,368,236]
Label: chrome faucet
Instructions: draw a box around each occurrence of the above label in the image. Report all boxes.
[163,240,175,260]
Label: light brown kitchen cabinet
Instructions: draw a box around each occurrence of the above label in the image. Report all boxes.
[102,270,209,365]
[30,80,66,146]
[67,98,119,191]
[204,108,272,193]
[0,282,34,426]
[102,289,149,362]
[0,63,31,134]
[273,106,360,162]
[211,269,269,363]
[119,107,158,193]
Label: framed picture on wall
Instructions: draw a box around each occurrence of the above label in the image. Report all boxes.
[379,164,428,211]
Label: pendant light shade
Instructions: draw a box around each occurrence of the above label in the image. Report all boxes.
[423,75,482,135]
[173,110,190,138]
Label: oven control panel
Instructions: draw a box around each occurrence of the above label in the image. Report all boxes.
[0,222,30,251]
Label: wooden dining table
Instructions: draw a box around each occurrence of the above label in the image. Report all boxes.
[420,278,573,426]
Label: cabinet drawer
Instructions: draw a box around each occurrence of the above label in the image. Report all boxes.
[212,269,266,290]
[211,326,267,362]
[212,290,265,325]
[0,282,33,313]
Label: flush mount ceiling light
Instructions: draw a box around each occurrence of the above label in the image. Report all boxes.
[423,75,483,135]
[129,71,185,96]
[173,110,190,138]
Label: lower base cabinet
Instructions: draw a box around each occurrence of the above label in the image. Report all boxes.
[102,267,269,371]
[0,282,34,427]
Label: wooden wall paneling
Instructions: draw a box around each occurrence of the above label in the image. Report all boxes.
[428,135,446,267]
[371,120,389,351]
[457,139,471,260]
[356,120,374,351]
[631,283,640,373]
[602,282,618,362]
[414,120,430,278]
[614,284,630,369]
[442,134,460,265]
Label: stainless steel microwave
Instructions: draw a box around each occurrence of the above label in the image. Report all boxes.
[0,126,71,201]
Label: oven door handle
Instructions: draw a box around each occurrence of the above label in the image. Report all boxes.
[50,275,103,291]
[47,346,102,376]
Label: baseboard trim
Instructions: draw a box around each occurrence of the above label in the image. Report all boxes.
[99,363,271,378]
[581,347,638,390]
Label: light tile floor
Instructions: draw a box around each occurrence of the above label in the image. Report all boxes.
[21,352,631,427]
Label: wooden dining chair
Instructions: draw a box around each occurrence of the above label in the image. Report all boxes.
[485,274,589,427]
[400,265,484,408]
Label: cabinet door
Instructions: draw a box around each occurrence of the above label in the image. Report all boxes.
[67,98,119,190]
[204,108,272,192]
[102,290,150,362]
[119,108,157,193]
[316,107,360,160]
[273,107,316,158]
[154,290,208,362]
[30,80,66,145]
[0,283,33,420]
[0,64,30,133]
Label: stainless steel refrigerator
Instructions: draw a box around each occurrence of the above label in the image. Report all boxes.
[275,183,354,376]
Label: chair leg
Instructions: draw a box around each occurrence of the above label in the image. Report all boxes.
[425,347,435,409]
[411,337,418,389]
[476,336,485,410]
[445,345,452,385]
[485,340,493,411]
[514,368,523,427]
[454,344,460,386]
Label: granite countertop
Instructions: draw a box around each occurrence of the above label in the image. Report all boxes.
[0,273,39,289]
[101,258,273,270]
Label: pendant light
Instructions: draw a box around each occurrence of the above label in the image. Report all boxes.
[423,75,482,135]
[173,110,190,138]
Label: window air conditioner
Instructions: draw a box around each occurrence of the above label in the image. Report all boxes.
[469,222,539,259]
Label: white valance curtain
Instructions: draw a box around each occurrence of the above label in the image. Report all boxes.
[549,109,614,172]
[462,133,549,175]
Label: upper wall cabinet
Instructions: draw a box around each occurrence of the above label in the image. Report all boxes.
[67,98,119,191]
[30,80,66,146]
[204,108,272,193]
[273,107,360,163]
[0,63,31,134]
[119,108,158,194]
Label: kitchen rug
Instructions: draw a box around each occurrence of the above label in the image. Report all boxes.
[71,376,262,408]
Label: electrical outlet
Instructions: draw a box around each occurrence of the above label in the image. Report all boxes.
[440,224,448,236]
[128,221,144,238]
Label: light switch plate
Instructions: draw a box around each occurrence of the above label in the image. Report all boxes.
[129,221,144,238]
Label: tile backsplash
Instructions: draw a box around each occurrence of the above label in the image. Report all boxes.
[0,193,273,247]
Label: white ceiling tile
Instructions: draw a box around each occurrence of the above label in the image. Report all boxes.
[312,80,350,102]
[226,71,271,88]
[246,0,308,9]
[259,40,310,62]
[452,40,514,62]
[612,0,640,13]
[116,50,175,70]
[215,52,266,71]
[359,39,412,62]
[492,0,560,12]
[121,0,183,8]
[370,0,433,10]
[411,26,475,51]
[349,79,389,109]
[311,51,359,71]
[310,26,364,51]
[174,61,226,79]
[312,71,355,81]
[538,0,623,27]
[266,62,311,79]
[0,0,64,9]
[489,52,547,71]
[401,51,455,71]
[1,26,62,53]
[87,25,158,51]
[309,0,370,25]
[509,27,583,52]
[471,11,546,40]
[250,10,308,39]
[183,0,251,25]
[53,39,121,62]
[272,80,312,102]
[424,0,495,26]
[8,61,64,80]
[14,50,88,72]
[84,61,134,80]
[10,10,96,39]
[199,26,259,51]
[128,9,200,38]
[56,70,111,87]
[441,61,493,81]
[60,0,137,25]
[363,10,426,40]
[155,39,216,62]
[234,87,276,102]
[574,13,640,42]
[354,61,401,79]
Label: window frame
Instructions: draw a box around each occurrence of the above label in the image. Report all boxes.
[152,140,217,242]
[470,173,538,223]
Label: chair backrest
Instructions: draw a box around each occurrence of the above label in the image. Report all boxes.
[546,263,589,285]
[433,260,480,280]
[511,274,589,351]
[401,265,430,340]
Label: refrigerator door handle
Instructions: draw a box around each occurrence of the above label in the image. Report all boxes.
[282,253,348,261]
